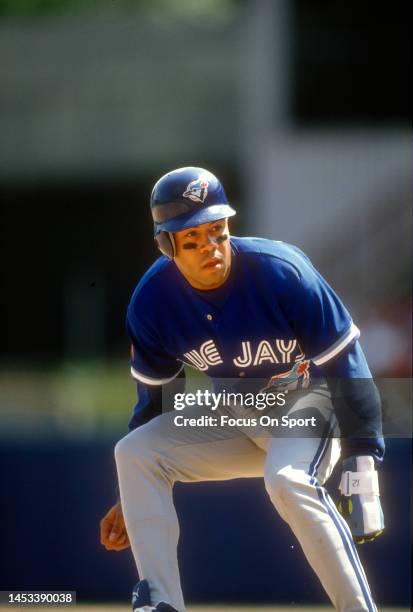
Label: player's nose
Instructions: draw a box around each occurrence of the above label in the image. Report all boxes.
[199,235,217,252]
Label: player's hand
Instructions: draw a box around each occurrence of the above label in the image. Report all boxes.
[337,455,384,544]
[100,502,130,551]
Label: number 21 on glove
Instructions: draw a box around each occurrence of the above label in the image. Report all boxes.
[338,455,385,544]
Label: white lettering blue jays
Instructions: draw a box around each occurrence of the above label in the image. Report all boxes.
[183,339,304,372]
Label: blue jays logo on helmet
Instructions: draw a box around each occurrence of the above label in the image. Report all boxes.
[183,177,209,203]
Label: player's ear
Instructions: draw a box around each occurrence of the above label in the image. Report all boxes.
[155,231,176,259]
[170,233,176,257]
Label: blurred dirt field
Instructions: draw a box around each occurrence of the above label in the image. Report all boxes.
[0,606,408,612]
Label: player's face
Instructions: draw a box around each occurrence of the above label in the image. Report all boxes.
[173,218,231,290]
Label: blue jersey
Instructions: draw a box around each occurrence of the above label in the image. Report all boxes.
[126,237,384,461]
[126,237,360,386]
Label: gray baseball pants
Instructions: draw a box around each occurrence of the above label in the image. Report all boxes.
[115,387,377,612]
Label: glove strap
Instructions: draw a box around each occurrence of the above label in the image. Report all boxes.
[339,469,379,496]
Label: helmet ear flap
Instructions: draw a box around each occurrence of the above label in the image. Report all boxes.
[155,231,176,259]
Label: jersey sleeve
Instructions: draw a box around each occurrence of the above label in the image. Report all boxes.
[126,306,183,385]
[275,252,360,366]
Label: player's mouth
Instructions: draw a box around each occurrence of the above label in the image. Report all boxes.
[202,256,223,269]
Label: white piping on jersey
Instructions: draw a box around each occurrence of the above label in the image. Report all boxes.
[130,363,184,386]
[312,322,360,366]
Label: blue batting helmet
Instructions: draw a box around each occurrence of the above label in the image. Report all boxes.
[150,167,236,258]
[151,167,235,233]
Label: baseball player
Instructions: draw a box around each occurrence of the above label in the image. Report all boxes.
[100,167,385,612]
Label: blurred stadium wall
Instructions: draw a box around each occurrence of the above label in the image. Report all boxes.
[0,0,411,606]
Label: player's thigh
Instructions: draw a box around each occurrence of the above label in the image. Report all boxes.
[264,432,340,487]
[256,386,340,484]
[120,406,266,482]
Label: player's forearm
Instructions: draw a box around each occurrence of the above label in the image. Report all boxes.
[321,342,384,463]
[128,383,162,431]
[128,370,186,431]
[327,376,384,463]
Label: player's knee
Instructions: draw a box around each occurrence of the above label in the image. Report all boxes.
[264,466,305,507]
[114,434,133,466]
[114,429,152,467]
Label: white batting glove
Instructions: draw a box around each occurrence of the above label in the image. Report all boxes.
[338,455,385,544]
